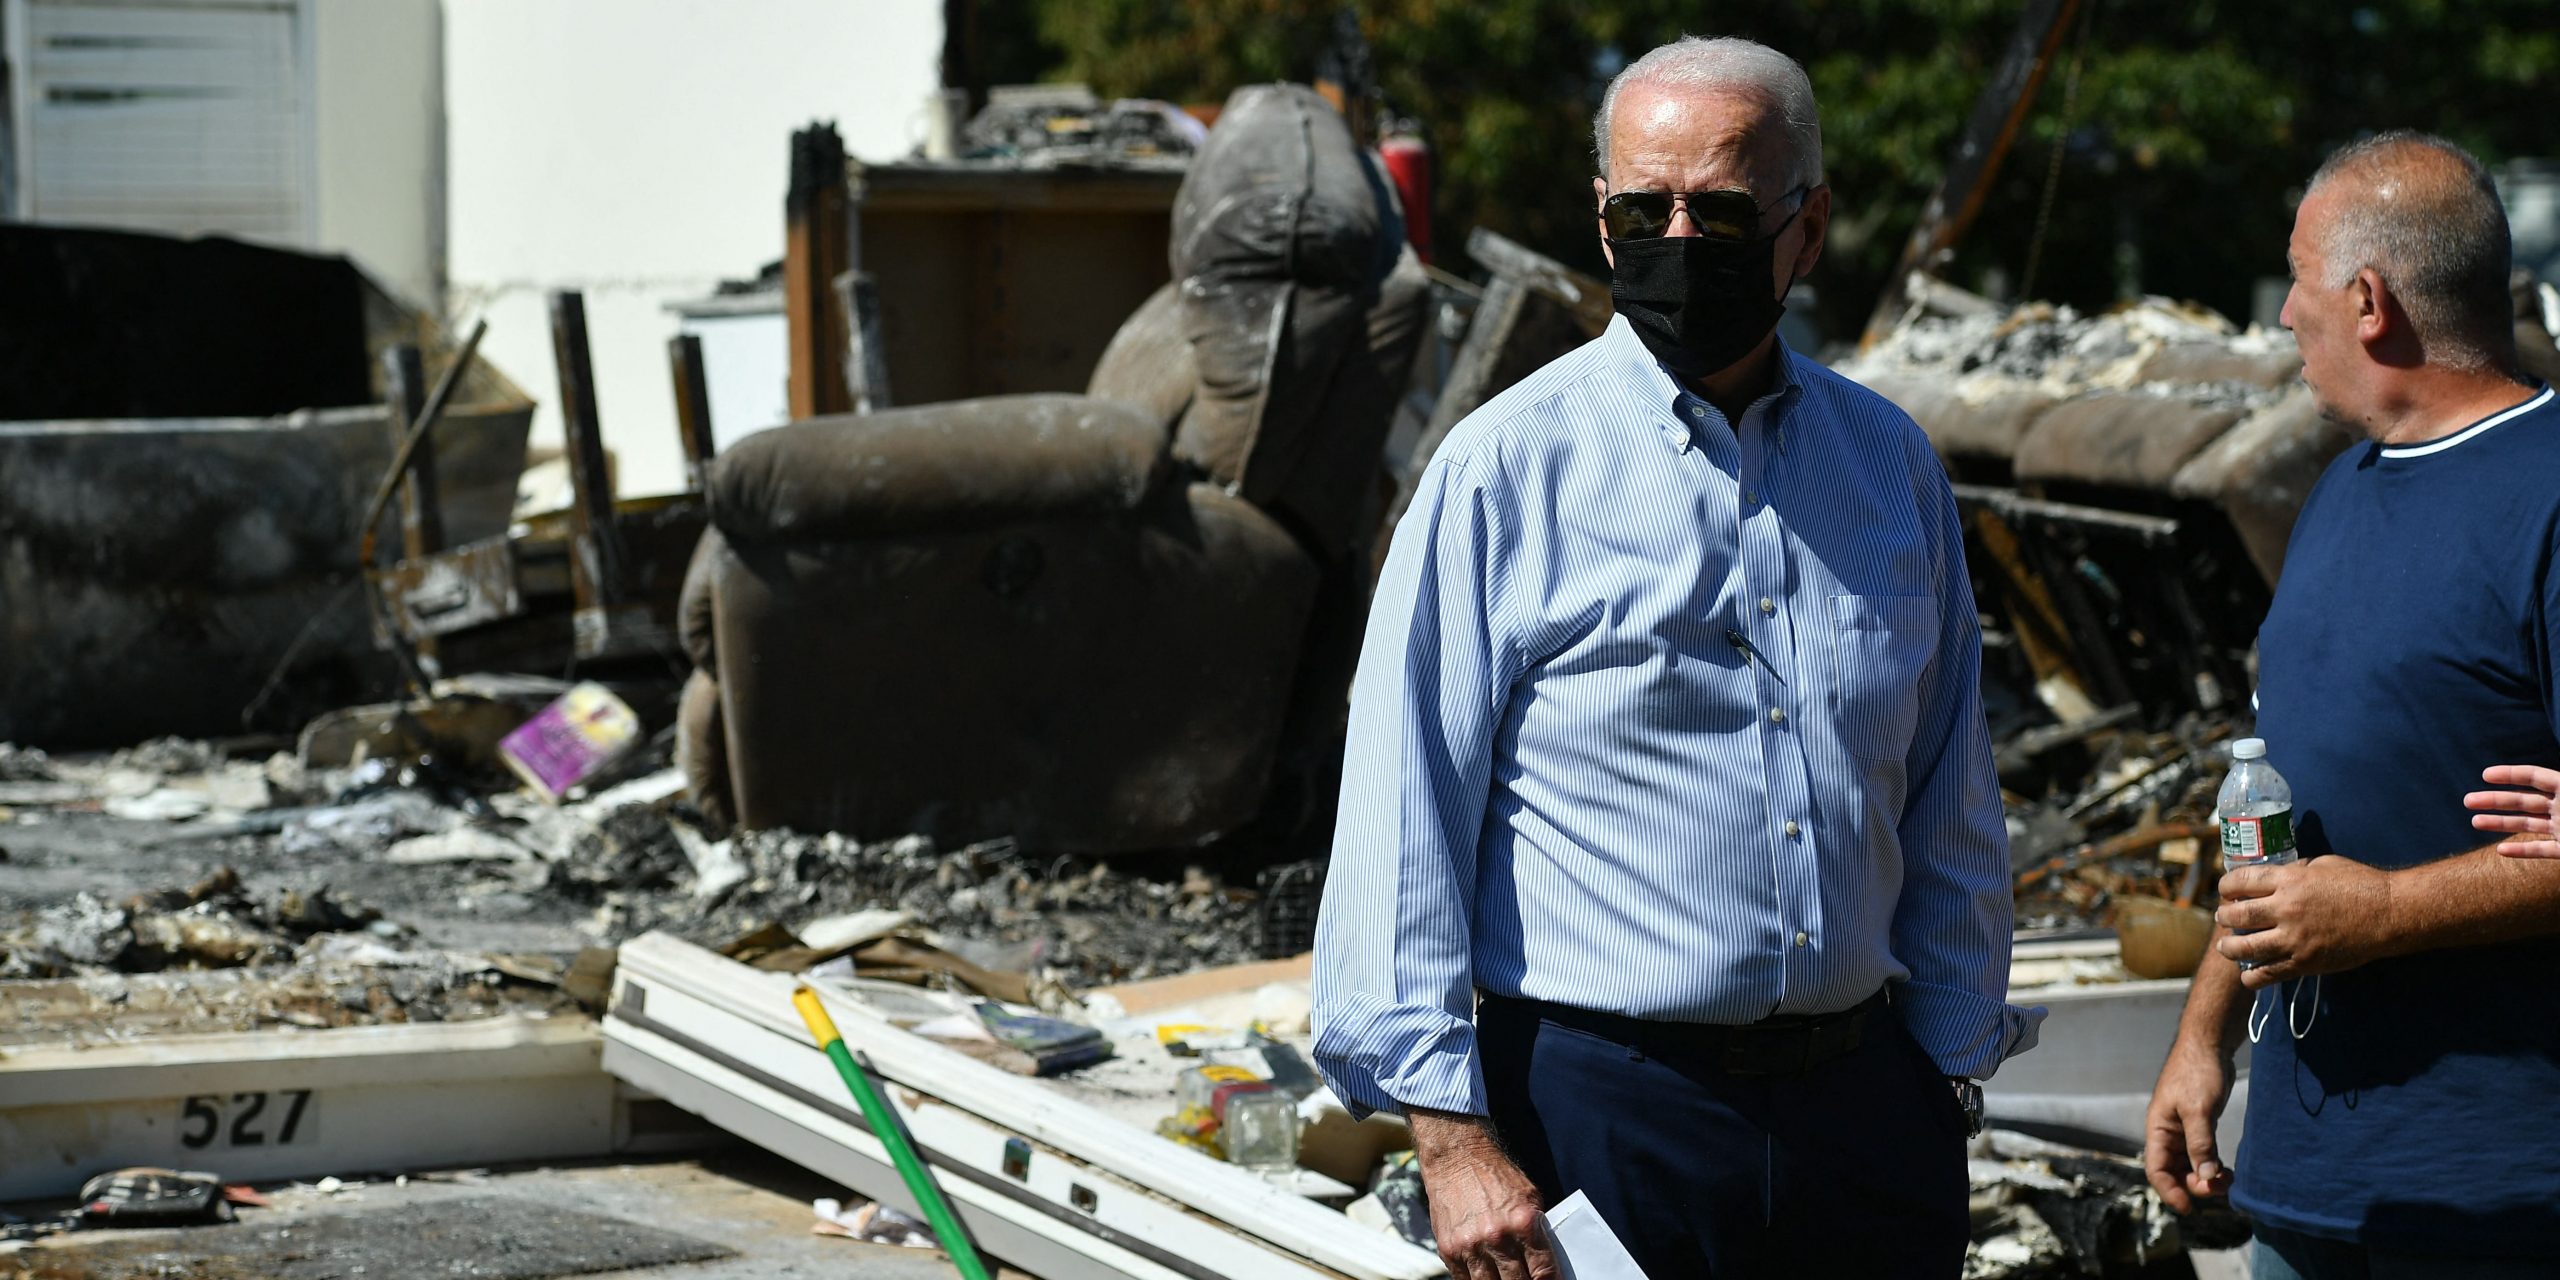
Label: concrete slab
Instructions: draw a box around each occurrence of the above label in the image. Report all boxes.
[20,1193,731,1278]
[6,1153,1034,1279]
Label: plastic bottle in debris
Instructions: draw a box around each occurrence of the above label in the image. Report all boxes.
[2217,738,2297,966]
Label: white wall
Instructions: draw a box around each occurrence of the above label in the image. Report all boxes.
[443,0,942,498]
[311,0,443,308]
[680,308,791,454]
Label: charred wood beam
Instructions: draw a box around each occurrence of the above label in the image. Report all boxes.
[355,319,487,698]
[1953,484,2180,546]
[668,333,717,494]
[549,290,629,635]
[941,0,982,115]
[1860,0,2081,349]
[2013,820,2213,897]
[2020,532,2137,713]
[1417,229,1611,461]
[843,270,892,413]
[1463,227,1612,337]
[786,123,853,420]
[1967,504,2094,717]
[357,318,486,582]
[382,344,445,561]
[1994,701,2140,777]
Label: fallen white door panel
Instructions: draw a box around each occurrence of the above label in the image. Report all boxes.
[0,1015,616,1200]
[607,933,1444,1280]
[607,1014,1197,1280]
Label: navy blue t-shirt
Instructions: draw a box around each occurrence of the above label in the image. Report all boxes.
[2239,384,2560,1255]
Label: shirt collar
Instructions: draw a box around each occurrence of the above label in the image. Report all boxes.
[2373,383,2553,460]
[1602,314,1806,455]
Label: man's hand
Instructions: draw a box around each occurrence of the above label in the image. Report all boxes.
[2213,856,2395,989]
[1406,1109,1558,1280]
[2142,1040,2236,1213]
[2467,765,2560,859]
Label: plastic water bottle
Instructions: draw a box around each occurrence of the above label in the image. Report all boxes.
[2218,738,2297,969]
[2217,738,2298,870]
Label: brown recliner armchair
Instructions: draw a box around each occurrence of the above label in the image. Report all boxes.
[678,84,1428,852]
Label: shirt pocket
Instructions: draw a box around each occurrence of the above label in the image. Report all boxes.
[1828,594,1938,764]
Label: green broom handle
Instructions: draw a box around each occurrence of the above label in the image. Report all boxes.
[792,985,995,1280]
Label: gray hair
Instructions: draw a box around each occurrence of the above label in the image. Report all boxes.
[2305,130,2513,371]
[1592,36,1824,191]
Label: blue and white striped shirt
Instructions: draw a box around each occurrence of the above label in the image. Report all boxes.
[1310,316,2042,1119]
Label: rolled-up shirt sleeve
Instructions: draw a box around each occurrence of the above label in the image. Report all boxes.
[1892,461,2045,1080]
[1312,452,1517,1119]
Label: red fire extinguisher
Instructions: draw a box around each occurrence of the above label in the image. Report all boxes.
[1378,130,1433,265]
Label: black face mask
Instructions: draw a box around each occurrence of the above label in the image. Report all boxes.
[1607,223,1797,380]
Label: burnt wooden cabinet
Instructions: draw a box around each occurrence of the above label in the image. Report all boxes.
[848,161,1184,407]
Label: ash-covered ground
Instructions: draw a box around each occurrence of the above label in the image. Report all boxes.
[0,736,1275,1043]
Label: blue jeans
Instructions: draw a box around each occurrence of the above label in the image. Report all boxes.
[2254,1223,2560,1279]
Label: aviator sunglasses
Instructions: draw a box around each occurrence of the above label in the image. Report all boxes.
[1602,183,1811,243]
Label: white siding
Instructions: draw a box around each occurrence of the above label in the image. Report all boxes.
[12,0,312,245]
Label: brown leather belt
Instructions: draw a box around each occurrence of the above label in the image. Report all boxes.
[1479,986,1893,1075]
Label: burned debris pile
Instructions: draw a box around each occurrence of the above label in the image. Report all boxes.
[0,862,581,1047]
[1846,295,2321,731]
[0,742,54,782]
[1966,1130,2251,1279]
[595,824,1269,986]
[2,945,577,1048]
[1844,296,2344,968]
[0,728,1276,1035]
[956,86,1202,166]
[6,867,381,979]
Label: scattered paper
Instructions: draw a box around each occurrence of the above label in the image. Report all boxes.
[795,908,914,955]
[383,827,534,865]
[1541,1190,1649,1280]
[812,1197,935,1248]
[104,789,211,822]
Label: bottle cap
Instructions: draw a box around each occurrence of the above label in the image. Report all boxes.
[2232,737,2266,760]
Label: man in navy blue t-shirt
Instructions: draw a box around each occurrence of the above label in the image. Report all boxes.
[2143,131,2560,1278]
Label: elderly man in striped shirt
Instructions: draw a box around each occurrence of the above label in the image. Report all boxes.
[1311,35,2040,1280]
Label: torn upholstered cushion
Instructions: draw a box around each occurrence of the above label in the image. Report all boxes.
[1170,84,1388,298]
[1169,83,1393,501]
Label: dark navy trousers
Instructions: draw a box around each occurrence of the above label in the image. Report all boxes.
[1479,994,1972,1279]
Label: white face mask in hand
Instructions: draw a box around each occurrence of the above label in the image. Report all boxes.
[2249,974,2322,1045]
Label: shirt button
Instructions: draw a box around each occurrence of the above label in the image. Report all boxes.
[1759,597,1775,615]
[1689,405,1704,418]
[1744,489,1758,505]
[1768,707,1786,725]
[1794,931,1810,947]
[1785,820,1801,839]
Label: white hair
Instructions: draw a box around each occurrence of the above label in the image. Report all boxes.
[1593,36,1824,190]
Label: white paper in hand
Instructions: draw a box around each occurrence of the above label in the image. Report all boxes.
[1538,1190,1650,1280]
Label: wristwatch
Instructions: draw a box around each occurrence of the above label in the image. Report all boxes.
[1948,1077,1985,1138]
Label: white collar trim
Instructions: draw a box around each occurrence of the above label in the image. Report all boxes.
[2376,385,2554,459]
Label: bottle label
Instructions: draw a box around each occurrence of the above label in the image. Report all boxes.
[2220,809,2296,864]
